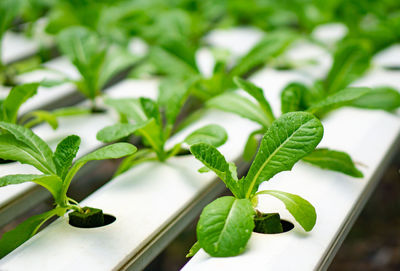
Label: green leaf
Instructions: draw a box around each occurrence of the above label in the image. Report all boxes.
[23,110,58,130]
[52,107,90,117]
[53,135,81,180]
[96,121,150,143]
[281,82,308,113]
[302,148,363,177]
[197,196,255,257]
[149,46,198,79]
[158,78,190,127]
[0,122,55,173]
[207,93,270,127]
[243,130,261,162]
[140,98,162,127]
[324,41,371,94]
[0,134,53,174]
[0,174,62,203]
[190,143,240,197]
[105,98,148,123]
[244,112,323,198]
[233,77,274,123]
[137,118,165,156]
[77,143,137,165]
[256,190,316,232]
[0,208,61,258]
[231,31,296,77]
[0,0,23,41]
[351,87,400,111]
[186,241,201,258]
[1,83,39,123]
[184,124,227,147]
[307,87,371,116]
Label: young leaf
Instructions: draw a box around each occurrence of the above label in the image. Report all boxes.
[1,83,39,123]
[243,130,261,162]
[96,121,151,143]
[256,190,316,232]
[0,174,62,203]
[0,134,53,174]
[324,41,371,94]
[197,196,255,257]
[351,87,400,111]
[0,208,61,258]
[186,241,201,258]
[140,98,162,127]
[281,83,308,113]
[231,31,296,77]
[302,148,363,177]
[22,110,58,130]
[77,143,137,165]
[207,93,270,127]
[0,0,23,42]
[243,112,323,198]
[105,98,148,124]
[307,87,371,116]
[53,135,81,180]
[233,77,275,122]
[190,143,240,197]
[158,78,190,127]
[184,124,227,147]
[0,122,56,173]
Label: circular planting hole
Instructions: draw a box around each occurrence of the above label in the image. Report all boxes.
[68,207,116,228]
[0,158,16,165]
[253,212,295,234]
[69,214,116,229]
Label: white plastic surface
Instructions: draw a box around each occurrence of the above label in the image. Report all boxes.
[2,32,40,64]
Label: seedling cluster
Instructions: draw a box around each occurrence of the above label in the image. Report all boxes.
[0,0,399,266]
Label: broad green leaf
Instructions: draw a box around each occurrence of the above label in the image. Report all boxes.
[0,208,61,258]
[0,174,62,203]
[140,98,162,127]
[207,93,270,127]
[99,45,137,89]
[0,134,53,174]
[351,87,400,111]
[186,241,201,258]
[23,110,58,130]
[184,124,227,147]
[53,135,81,180]
[324,41,371,94]
[150,46,198,78]
[137,119,165,156]
[77,143,137,165]
[281,82,308,113]
[190,143,240,197]
[256,190,316,231]
[243,130,260,161]
[96,121,150,143]
[52,107,90,117]
[0,0,23,41]
[307,87,371,116]
[0,122,55,173]
[244,112,323,198]
[234,77,274,122]
[231,31,296,77]
[2,83,39,123]
[158,78,190,127]
[303,148,363,177]
[63,143,137,191]
[197,196,255,257]
[105,98,147,123]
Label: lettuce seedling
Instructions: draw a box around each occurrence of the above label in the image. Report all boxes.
[207,77,388,177]
[0,82,89,130]
[0,122,137,257]
[96,82,228,175]
[55,26,137,110]
[187,111,323,257]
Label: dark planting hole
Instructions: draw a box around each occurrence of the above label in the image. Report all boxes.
[0,158,16,164]
[68,207,116,228]
[90,107,107,114]
[384,66,400,71]
[175,149,191,156]
[253,212,294,234]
